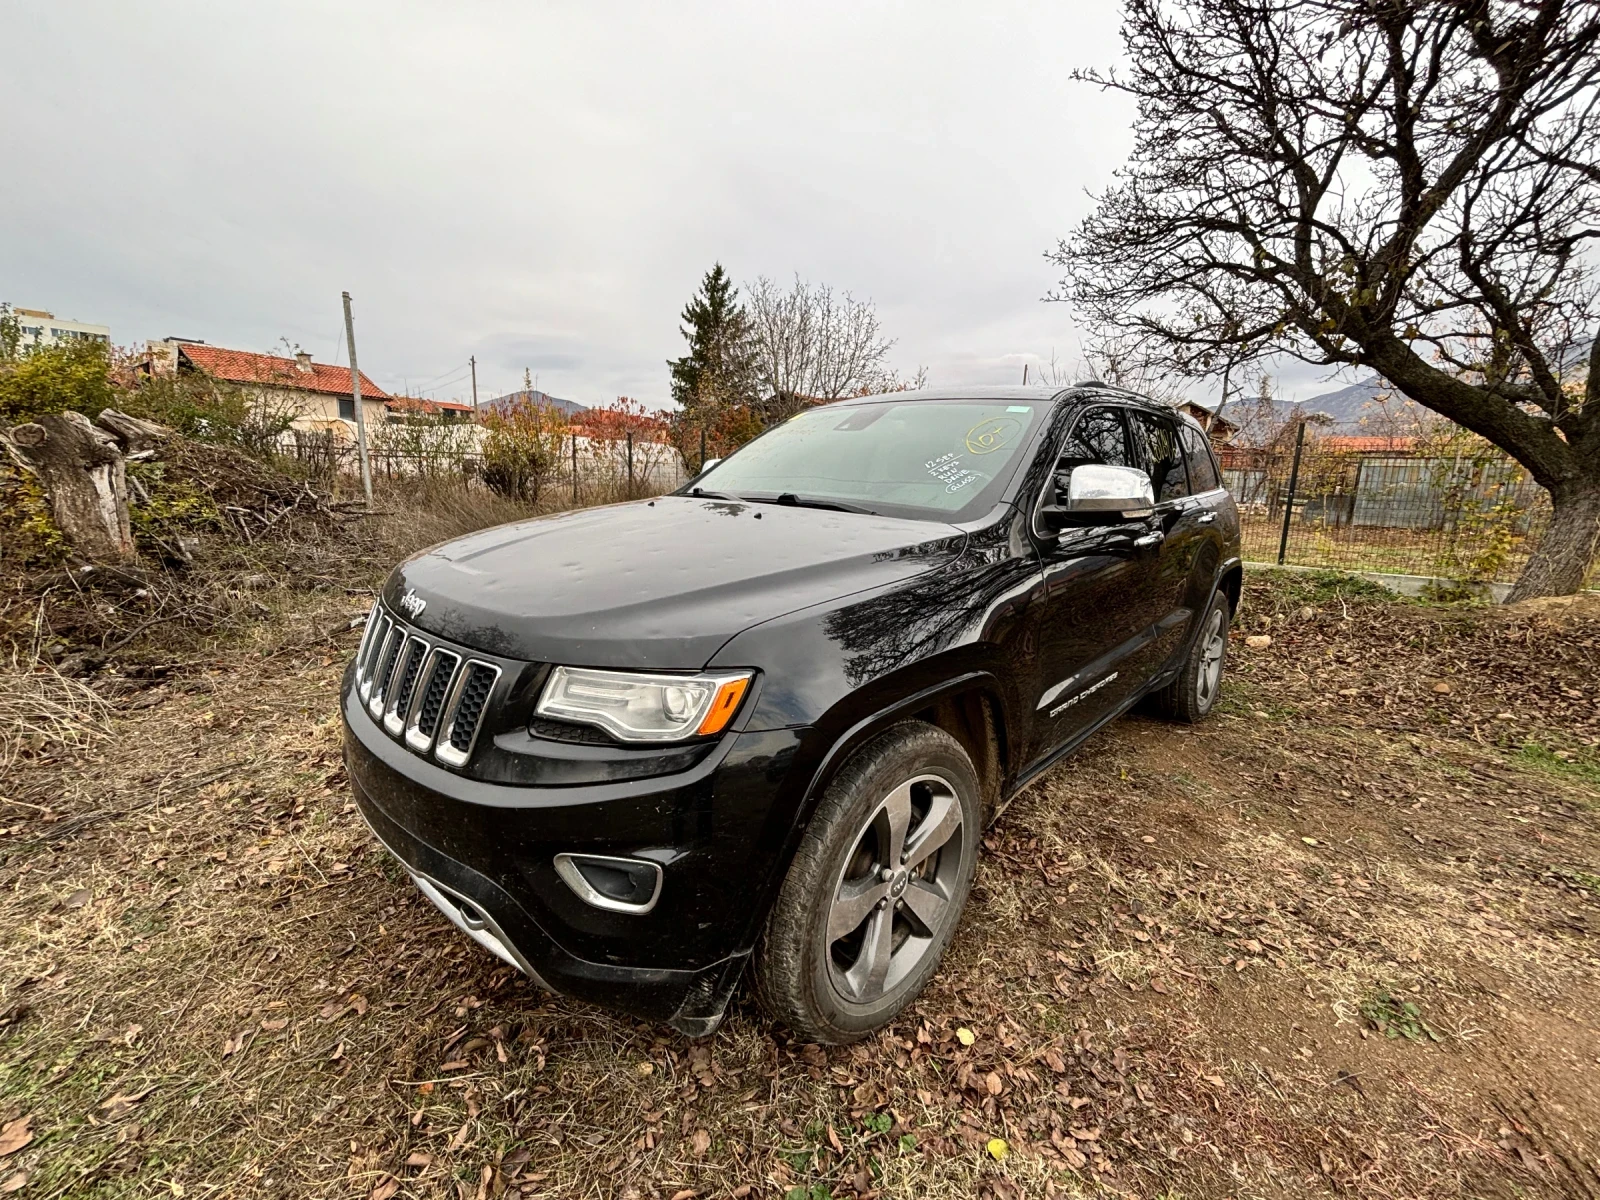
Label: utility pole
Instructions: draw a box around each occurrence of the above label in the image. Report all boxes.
[470,355,478,414]
[341,291,373,506]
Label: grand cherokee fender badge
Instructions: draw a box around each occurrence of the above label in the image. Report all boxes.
[398,588,427,618]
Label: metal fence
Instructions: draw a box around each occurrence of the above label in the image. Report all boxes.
[279,428,691,504]
[1220,430,1550,584]
[278,424,1555,587]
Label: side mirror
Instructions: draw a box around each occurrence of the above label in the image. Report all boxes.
[1040,464,1155,532]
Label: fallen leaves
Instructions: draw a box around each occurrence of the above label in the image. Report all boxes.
[986,1137,1009,1161]
[0,1117,32,1157]
[956,1027,976,1047]
[100,1087,155,1119]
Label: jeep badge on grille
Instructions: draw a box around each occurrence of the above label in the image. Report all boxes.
[398,588,427,618]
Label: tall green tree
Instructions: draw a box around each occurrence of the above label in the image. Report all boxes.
[668,263,759,416]
[1052,0,1600,599]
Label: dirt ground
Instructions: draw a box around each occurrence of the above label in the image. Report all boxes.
[3,546,1599,1198]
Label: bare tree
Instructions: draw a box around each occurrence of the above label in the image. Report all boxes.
[746,276,919,415]
[1051,0,1600,599]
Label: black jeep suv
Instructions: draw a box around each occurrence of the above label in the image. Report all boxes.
[342,385,1241,1042]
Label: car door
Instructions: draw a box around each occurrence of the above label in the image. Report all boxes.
[1025,405,1167,767]
[1123,407,1200,675]
[1177,417,1233,597]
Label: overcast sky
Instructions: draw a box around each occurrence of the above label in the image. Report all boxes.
[1,2,1342,407]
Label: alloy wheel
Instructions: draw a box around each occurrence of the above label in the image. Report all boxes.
[1196,606,1226,706]
[825,773,966,1006]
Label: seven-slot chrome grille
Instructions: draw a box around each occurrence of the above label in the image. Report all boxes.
[354,602,501,768]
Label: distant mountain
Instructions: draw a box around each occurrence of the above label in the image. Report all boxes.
[485,388,587,416]
[1296,376,1425,431]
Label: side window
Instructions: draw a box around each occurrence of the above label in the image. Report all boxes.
[1126,411,1189,502]
[1179,424,1220,492]
[1056,407,1132,471]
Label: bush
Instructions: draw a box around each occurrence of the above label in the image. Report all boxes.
[0,333,291,459]
[481,401,569,502]
[0,339,118,423]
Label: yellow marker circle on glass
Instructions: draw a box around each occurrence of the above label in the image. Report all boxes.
[965,417,1020,455]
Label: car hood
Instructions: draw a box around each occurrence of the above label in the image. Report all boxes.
[385,495,967,669]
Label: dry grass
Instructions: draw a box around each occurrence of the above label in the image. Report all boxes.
[2,543,1598,1198]
[0,658,110,771]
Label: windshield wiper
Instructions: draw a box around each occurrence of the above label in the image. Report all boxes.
[689,487,742,501]
[767,493,878,515]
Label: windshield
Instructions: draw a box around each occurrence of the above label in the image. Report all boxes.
[685,399,1043,521]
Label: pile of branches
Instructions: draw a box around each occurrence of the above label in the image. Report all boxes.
[1,415,380,679]
[153,437,362,546]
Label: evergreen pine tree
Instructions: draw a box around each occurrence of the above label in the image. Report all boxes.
[667,264,758,415]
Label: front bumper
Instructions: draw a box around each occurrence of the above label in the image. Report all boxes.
[341,667,810,1034]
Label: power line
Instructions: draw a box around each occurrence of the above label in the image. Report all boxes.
[412,360,472,387]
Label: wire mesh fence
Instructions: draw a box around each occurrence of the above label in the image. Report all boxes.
[1220,431,1550,584]
[275,421,1557,587]
[277,428,693,506]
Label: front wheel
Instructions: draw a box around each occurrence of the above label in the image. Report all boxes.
[1152,590,1231,723]
[753,722,981,1044]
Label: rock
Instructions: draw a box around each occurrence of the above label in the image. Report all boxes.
[1245,634,1273,649]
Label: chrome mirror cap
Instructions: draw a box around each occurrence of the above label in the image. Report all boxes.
[1065,463,1155,518]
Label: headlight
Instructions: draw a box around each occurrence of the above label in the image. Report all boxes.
[535,666,753,743]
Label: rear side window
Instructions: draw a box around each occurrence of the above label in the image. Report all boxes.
[1057,407,1132,470]
[1180,424,1221,492]
[1126,411,1189,502]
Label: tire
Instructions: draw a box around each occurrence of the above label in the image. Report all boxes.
[1152,590,1231,723]
[754,721,981,1044]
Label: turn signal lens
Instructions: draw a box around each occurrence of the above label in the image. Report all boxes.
[696,677,751,736]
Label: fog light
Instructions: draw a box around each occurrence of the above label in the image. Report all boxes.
[554,853,663,914]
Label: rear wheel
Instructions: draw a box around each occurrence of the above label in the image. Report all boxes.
[1152,590,1230,723]
[754,722,980,1044]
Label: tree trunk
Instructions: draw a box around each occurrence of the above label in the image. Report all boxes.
[7,411,135,561]
[1508,477,1600,602]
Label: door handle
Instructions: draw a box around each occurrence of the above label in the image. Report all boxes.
[1133,531,1164,548]
[1196,513,1216,525]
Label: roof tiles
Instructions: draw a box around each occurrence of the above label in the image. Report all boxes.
[180,344,390,401]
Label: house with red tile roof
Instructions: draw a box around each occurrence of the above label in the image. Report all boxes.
[148,340,390,439]
[385,395,476,421]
